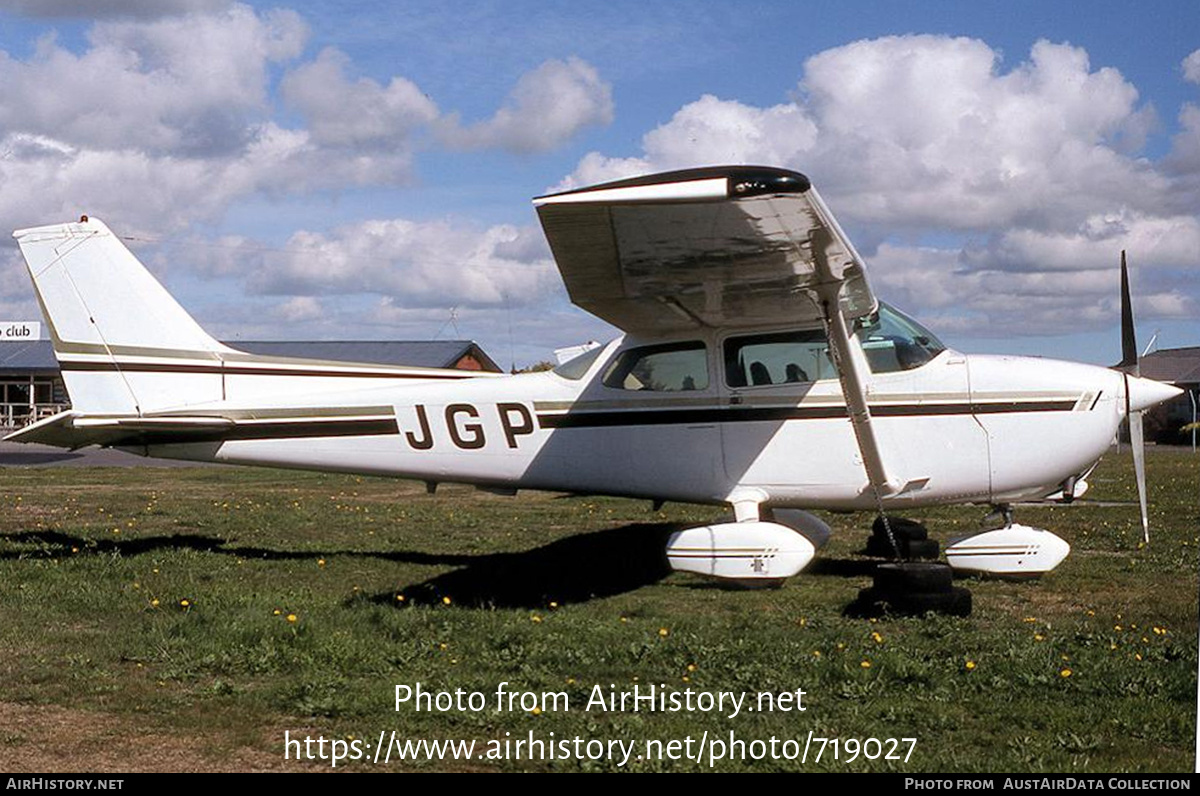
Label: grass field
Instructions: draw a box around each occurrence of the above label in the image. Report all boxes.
[0,447,1196,772]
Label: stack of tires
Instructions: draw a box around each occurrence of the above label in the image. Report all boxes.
[849,516,972,617]
[863,515,939,560]
[851,562,972,617]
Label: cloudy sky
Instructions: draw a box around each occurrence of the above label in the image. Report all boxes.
[0,1,1196,368]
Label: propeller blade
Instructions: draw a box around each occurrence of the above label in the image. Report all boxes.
[1118,250,1139,375]
[1118,251,1149,543]
[1127,392,1150,544]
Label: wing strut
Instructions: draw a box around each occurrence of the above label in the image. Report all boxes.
[818,289,896,496]
[801,198,898,499]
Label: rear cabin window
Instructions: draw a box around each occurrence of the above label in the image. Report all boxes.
[602,342,708,391]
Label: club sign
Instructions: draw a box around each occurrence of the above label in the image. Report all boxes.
[1,322,41,340]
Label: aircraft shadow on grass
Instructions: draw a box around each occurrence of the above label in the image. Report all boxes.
[0,524,676,607]
[373,523,678,609]
[0,450,86,465]
[1,525,888,609]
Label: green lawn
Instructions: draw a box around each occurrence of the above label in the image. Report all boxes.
[0,447,1196,771]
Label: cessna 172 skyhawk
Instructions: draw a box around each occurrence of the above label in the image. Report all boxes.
[6,166,1182,584]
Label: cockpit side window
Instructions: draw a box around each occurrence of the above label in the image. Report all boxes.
[723,303,946,385]
[724,330,831,387]
[602,342,708,391]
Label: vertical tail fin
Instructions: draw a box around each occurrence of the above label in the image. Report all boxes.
[13,217,230,415]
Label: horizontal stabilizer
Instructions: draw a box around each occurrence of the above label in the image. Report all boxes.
[4,409,399,449]
[4,411,231,449]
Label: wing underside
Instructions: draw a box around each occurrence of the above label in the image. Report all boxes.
[534,166,876,334]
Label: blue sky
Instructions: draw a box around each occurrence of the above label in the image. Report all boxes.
[0,0,1196,367]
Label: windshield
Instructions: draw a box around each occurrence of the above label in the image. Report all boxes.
[854,302,946,372]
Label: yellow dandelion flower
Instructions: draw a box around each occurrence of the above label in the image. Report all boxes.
[1135,653,1143,661]
[286,613,297,623]
[150,598,159,607]
[658,627,669,637]
[566,677,576,685]
[965,660,977,671]
[317,559,326,567]
[442,596,452,605]
[812,650,821,658]
[530,614,543,623]
[686,664,697,672]
[619,616,628,623]
[871,631,883,643]
[396,594,405,602]
[1114,625,1122,631]
[273,609,281,615]
[531,706,542,715]
[549,601,559,609]
[438,642,448,650]
[1060,668,1072,678]
[1034,633,1045,642]
[860,660,871,669]
[179,599,190,608]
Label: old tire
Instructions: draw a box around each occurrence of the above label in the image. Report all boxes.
[864,536,941,560]
[875,562,953,594]
[872,515,928,541]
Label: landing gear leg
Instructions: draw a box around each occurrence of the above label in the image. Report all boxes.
[984,503,1014,529]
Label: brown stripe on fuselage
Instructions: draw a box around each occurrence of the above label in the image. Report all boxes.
[58,360,474,379]
[132,416,401,447]
[536,400,1078,429]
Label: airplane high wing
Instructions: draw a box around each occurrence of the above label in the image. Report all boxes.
[534,166,876,333]
[537,166,898,497]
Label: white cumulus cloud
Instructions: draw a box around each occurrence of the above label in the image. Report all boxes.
[1183,49,1200,84]
[438,57,613,153]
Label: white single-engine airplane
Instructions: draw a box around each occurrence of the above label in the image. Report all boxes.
[6,166,1183,586]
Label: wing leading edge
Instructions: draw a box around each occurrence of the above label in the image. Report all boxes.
[534,166,877,334]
